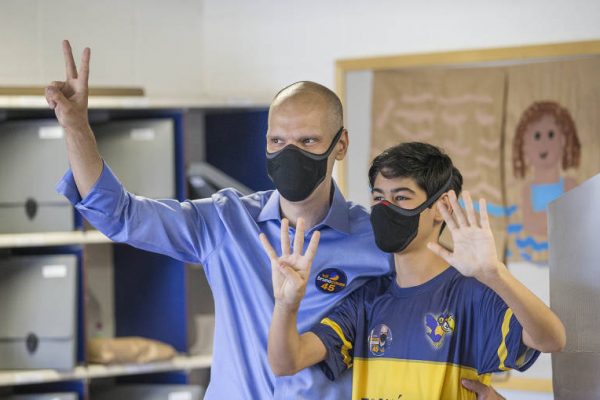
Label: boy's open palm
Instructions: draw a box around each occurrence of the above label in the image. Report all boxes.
[427,190,501,282]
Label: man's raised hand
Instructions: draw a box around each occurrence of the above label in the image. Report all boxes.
[260,218,320,311]
[45,40,91,132]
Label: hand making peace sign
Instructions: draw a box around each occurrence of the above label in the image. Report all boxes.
[45,40,91,132]
[260,218,321,311]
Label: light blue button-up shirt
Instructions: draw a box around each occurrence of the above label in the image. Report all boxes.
[57,162,392,399]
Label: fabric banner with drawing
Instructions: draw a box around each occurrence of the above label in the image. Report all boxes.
[503,57,600,263]
[371,68,507,257]
[371,57,600,264]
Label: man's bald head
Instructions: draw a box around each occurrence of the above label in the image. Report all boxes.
[270,81,343,135]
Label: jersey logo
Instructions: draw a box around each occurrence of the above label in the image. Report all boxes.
[315,268,347,293]
[368,324,393,356]
[425,312,455,349]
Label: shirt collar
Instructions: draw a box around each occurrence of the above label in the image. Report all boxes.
[257,180,351,235]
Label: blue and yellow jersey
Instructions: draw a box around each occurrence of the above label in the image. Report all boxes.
[310,266,540,400]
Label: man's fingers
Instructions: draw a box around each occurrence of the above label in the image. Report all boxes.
[461,379,505,399]
[427,242,453,264]
[281,218,290,256]
[293,218,305,255]
[277,263,304,287]
[304,231,320,264]
[461,378,487,393]
[79,47,91,85]
[45,86,69,109]
[49,81,66,91]
[259,233,278,261]
[49,80,76,98]
[62,40,78,80]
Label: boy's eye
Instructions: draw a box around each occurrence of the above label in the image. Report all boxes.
[548,130,555,139]
[395,195,409,202]
[372,196,384,202]
[534,131,541,140]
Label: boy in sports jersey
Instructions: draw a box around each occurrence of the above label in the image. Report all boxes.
[261,142,566,399]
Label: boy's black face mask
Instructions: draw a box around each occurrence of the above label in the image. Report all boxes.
[370,174,453,253]
[266,127,343,202]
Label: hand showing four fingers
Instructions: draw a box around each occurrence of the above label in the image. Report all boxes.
[427,190,502,283]
[260,218,320,311]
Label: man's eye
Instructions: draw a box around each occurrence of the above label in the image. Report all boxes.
[303,138,316,144]
[270,138,282,144]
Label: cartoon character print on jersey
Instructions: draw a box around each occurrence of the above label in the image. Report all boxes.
[425,312,455,349]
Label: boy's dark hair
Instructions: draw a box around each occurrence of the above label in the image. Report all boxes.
[368,142,463,232]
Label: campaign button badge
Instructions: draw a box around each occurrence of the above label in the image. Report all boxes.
[315,268,347,293]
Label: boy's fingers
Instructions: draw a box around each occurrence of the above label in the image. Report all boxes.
[427,242,453,264]
[449,190,467,227]
[437,201,457,231]
[479,198,491,230]
[463,191,478,227]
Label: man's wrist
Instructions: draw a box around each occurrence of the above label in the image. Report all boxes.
[64,120,92,137]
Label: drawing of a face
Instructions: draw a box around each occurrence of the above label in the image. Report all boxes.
[523,114,565,170]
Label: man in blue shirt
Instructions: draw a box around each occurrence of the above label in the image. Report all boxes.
[45,40,502,399]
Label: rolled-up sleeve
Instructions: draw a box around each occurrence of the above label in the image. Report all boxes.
[56,161,226,264]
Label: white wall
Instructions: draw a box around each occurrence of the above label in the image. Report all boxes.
[0,0,204,99]
[199,0,600,102]
[2,1,599,102]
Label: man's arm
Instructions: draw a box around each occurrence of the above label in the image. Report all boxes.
[45,40,102,199]
[260,218,327,375]
[428,190,566,353]
[46,41,225,265]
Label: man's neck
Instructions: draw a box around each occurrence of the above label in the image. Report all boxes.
[393,243,449,288]
[279,178,334,229]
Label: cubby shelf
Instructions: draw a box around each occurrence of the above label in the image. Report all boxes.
[0,231,111,249]
[0,354,212,387]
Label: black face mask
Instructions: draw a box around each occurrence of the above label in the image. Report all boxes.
[266,127,343,202]
[370,174,453,253]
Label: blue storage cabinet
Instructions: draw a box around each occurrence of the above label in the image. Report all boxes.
[0,105,271,397]
[205,109,273,192]
[103,110,190,386]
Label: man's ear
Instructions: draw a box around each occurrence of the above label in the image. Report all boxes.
[335,129,349,161]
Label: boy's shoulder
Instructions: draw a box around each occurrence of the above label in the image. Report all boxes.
[347,274,395,303]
